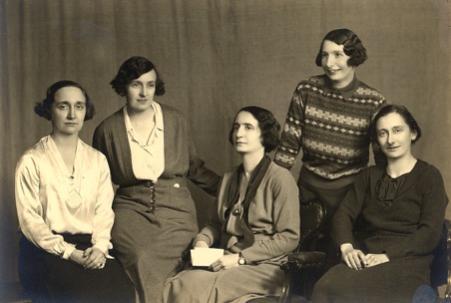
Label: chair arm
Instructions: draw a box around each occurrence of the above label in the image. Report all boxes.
[444,219,451,303]
[282,251,327,271]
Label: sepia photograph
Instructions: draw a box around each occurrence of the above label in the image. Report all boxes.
[0,1,450,302]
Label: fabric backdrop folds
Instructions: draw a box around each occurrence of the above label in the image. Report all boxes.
[0,0,449,283]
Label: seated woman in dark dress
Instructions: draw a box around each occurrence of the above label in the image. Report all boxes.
[163,106,300,303]
[311,104,448,303]
[15,80,134,303]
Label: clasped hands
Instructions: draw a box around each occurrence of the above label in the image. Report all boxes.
[340,243,389,270]
[194,240,240,272]
[69,247,106,270]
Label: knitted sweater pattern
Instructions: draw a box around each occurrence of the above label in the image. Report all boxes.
[275,75,386,180]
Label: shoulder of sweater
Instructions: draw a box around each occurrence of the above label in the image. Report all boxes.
[160,103,185,118]
[415,159,444,182]
[354,79,386,101]
[94,107,124,133]
[294,74,326,91]
[264,162,297,187]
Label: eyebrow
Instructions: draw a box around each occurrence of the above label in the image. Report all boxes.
[130,80,156,84]
[54,100,86,104]
[377,125,405,131]
[234,122,256,127]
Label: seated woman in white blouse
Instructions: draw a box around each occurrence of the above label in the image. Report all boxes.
[15,80,134,303]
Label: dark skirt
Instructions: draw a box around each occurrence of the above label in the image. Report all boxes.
[111,178,199,303]
[311,256,431,303]
[19,234,135,303]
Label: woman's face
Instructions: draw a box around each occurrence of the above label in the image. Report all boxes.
[232,111,264,155]
[51,86,86,136]
[376,112,417,160]
[125,69,157,113]
[321,40,355,88]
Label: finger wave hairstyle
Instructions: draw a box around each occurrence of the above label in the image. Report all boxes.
[315,28,368,67]
[228,106,281,153]
[110,56,165,97]
[34,80,95,121]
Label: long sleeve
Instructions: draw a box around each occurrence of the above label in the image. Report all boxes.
[331,169,369,247]
[274,86,305,170]
[371,99,387,166]
[194,215,221,247]
[384,166,448,259]
[92,124,107,157]
[240,169,300,262]
[91,155,115,255]
[186,118,221,196]
[15,154,76,259]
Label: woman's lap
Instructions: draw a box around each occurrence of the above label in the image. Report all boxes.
[19,236,134,303]
[312,257,430,303]
[112,206,198,302]
[163,263,285,303]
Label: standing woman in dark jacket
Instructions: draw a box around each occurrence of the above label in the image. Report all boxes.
[93,56,220,303]
[312,104,448,303]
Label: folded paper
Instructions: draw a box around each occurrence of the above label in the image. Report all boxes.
[190,248,224,267]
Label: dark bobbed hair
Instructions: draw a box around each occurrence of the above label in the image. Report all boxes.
[369,104,422,144]
[315,28,368,67]
[110,56,165,97]
[34,80,95,121]
[228,106,281,153]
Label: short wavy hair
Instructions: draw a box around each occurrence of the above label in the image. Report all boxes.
[369,104,422,144]
[110,56,165,97]
[34,80,95,121]
[228,106,281,153]
[315,28,367,67]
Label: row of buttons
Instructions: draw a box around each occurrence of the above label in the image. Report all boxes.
[145,181,155,213]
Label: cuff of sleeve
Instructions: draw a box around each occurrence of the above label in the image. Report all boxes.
[93,241,111,257]
[239,248,257,263]
[194,234,213,247]
[62,244,76,260]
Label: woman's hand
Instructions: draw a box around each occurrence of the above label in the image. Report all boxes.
[209,253,240,272]
[193,240,209,248]
[69,249,88,266]
[340,243,366,270]
[364,254,389,267]
[83,247,107,270]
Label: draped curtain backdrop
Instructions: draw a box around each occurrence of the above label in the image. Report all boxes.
[1,0,449,283]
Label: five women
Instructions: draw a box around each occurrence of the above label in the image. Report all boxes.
[15,29,448,303]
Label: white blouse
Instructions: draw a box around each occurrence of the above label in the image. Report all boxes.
[123,102,165,181]
[15,135,114,259]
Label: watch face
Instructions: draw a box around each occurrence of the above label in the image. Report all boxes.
[239,257,245,265]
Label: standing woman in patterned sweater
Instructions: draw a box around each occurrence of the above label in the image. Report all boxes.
[275,28,386,218]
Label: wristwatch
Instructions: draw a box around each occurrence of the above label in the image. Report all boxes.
[238,253,246,265]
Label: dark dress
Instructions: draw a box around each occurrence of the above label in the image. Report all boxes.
[93,104,220,303]
[312,160,448,303]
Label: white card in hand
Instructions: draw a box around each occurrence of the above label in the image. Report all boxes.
[190,248,224,267]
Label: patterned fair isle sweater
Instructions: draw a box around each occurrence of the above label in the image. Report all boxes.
[274,75,386,180]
